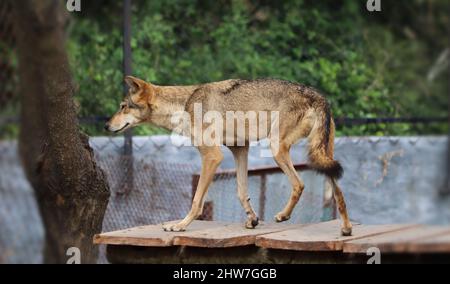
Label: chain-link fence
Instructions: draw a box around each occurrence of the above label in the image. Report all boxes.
[89,137,332,263]
[86,136,327,264]
[194,164,332,223]
[98,156,196,231]
[0,141,43,264]
[1,134,449,263]
[88,136,329,230]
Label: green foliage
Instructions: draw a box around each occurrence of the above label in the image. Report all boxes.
[64,0,448,136]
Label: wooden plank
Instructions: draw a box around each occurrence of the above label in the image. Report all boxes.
[173,222,299,248]
[203,163,309,179]
[408,231,450,253]
[255,220,416,251]
[93,220,229,247]
[343,226,450,253]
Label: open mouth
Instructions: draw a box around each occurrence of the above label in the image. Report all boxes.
[114,123,130,133]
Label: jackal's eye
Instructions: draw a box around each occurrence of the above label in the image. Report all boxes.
[120,104,126,110]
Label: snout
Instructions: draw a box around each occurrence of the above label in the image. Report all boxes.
[104,120,131,133]
[104,113,135,133]
[104,122,111,132]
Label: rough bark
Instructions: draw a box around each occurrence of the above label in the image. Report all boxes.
[12,0,110,263]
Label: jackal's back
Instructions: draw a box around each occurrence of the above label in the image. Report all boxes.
[197,78,327,113]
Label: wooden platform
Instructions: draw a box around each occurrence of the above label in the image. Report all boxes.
[94,220,450,264]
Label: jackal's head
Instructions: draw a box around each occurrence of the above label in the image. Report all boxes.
[105,76,156,133]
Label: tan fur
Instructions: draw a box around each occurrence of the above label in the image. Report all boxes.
[106,76,352,235]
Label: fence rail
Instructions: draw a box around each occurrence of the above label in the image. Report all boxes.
[192,163,324,222]
[334,117,448,126]
[1,115,447,127]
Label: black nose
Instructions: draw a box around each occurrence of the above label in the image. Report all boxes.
[104,123,110,131]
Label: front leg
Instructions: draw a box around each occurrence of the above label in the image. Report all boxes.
[229,145,259,229]
[163,146,223,232]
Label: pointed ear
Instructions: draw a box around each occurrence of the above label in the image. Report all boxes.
[124,76,147,93]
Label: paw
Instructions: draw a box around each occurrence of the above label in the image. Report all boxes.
[341,226,352,236]
[162,223,186,232]
[245,217,259,229]
[274,212,290,222]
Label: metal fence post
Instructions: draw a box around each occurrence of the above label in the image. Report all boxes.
[123,0,133,156]
[121,0,133,194]
[445,54,450,196]
[258,174,266,221]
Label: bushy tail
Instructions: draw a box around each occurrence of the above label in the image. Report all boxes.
[307,102,343,180]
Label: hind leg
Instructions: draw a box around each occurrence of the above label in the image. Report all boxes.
[271,142,305,222]
[329,178,352,236]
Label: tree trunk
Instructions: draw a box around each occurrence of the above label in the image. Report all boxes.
[12,0,110,263]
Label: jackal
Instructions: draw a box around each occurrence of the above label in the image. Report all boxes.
[105,76,352,236]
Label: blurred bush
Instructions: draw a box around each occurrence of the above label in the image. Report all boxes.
[8,0,450,136]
